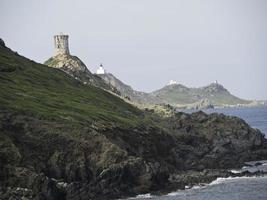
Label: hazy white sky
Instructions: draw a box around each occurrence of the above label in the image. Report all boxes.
[1,0,267,100]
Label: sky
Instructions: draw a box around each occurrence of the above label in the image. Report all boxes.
[1,0,267,100]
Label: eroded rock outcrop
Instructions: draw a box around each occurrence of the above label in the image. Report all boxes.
[0,38,5,47]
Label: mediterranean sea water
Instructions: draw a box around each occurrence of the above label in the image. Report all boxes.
[126,106,267,200]
[128,176,267,200]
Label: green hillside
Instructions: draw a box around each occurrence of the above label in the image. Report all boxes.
[0,46,142,127]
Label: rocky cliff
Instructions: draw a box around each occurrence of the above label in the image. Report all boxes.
[97,73,160,104]
[1,41,267,200]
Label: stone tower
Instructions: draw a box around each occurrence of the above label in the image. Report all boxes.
[54,33,70,56]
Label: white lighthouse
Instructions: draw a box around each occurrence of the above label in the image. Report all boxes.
[167,80,178,85]
[96,63,106,74]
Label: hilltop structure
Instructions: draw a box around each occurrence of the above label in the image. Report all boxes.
[45,34,87,73]
[96,63,106,74]
[168,80,178,85]
[44,34,119,92]
[53,33,70,56]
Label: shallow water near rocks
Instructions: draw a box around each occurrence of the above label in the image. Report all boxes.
[126,176,267,200]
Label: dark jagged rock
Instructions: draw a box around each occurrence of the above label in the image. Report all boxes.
[187,98,214,110]
[0,39,5,47]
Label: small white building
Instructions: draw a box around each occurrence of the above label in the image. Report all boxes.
[96,64,106,74]
[167,80,178,85]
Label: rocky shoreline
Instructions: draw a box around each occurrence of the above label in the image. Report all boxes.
[1,42,267,200]
[1,110,267,200]
[2,166,267,200]
[121,162,267,199]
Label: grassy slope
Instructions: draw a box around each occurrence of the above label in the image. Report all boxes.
[0,46,143,127]
[151,85,200,105]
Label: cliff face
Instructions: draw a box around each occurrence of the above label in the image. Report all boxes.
[1,42,267,200]
[97,73,160,104]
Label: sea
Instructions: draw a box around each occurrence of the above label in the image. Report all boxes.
[125,106,267,200]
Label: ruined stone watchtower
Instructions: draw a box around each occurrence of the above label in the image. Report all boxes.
[54,33,70,56]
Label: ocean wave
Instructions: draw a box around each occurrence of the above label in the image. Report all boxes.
[126,193,153,199]
[124,175,267,199]
[166,191,180,196]
[135,194,153,198]
[209,176,266,185]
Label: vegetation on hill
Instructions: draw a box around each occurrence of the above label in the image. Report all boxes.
[151,83,250,107]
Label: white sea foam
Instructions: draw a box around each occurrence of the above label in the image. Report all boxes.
[166,191,180,196]
[209,176,265,185]
[135,194,152,198]
[185,185,190,189]
[191,185,202,189]
[124,175,267,199]
[126,193,153,199]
